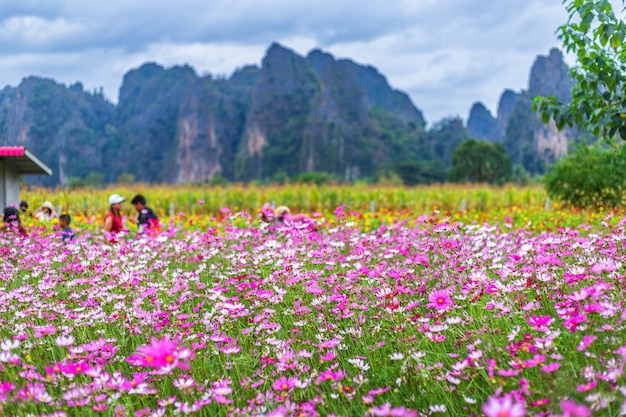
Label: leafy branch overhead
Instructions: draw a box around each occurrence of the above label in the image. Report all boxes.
[534,0,626,138]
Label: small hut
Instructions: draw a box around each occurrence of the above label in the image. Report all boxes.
[0,147,52,209]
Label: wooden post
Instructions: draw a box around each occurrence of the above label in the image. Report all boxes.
[169,203,174,218]
[545,197,550,212]
[370,201,375,214]
[461,199,466,212]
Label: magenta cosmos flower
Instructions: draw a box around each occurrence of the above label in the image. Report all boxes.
[129,336,184,368]
[272,376,297,391]
[482,394,526,417]
[560,399,591,417]
[427,290,453,311]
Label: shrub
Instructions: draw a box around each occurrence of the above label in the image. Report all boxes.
[544,142,626,208]
[293,172,335,186]
[117,173,136,185]
[66,177,86,190]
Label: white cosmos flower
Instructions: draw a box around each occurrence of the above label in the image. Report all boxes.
[0,339,19,351]
[347,358,371,371]
[430,404,446,413]
[55,335,75,347]
[463,395,477,404]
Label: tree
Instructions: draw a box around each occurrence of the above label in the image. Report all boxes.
[448,139,512,184]
[534,0,626,139]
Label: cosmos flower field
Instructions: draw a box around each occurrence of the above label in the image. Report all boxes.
[2,205,626,416]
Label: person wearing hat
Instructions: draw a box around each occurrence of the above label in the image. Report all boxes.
[33,201,57,222]
[104,194,125,234]
[273,205,317,231]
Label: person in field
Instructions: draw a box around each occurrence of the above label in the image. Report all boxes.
[129,194,160,235]
[33,201,57,222]
[19,201,31,216]
[103,194,125,235]
[273,206,317,231]
[1,207,28,236]
[59,214,75,242]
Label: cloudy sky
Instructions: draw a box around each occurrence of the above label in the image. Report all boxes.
[0,0,611,124]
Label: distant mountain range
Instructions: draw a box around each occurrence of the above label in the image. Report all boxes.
[0,44,585,186]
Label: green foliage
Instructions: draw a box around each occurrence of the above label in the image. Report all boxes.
[85,171,105,187]
[293,172,335,185]
[448,139,512,184]
[544,141,626,208]
[117,173,136,184]
[268,171,289,185]
[394,160,447,185]
[373,168,404,186]
[534,0,626,139]
[511,164,531,186]
[209,175,229,187]
[66,177,86,190]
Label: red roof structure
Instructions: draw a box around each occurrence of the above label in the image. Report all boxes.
[0,146,52,175]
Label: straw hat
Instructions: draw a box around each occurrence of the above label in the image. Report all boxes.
[274,206,290,218]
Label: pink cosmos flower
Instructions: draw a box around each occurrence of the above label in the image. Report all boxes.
[272,376,297,391]
[320,350,338,361]
[560,399,591,417]
[60,361,90,375]
[368,403,418,417]
[529,398,550,407]
[576,379,597,392]
[497,369,521,377]
[576,335,597,352]
[591,259,619,274]
[369,386,391,396]
[540,363,560,373]
[482,394,526,417]
[315,369,347,385]
[527,315,553,331]
[427,290,453,311]
[15,383,52,404]
[128,336,188,369]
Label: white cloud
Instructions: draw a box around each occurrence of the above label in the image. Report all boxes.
[0,16,86,46]
[1,0,621,123]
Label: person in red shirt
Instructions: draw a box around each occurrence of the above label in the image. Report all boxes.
[103,194,125,235]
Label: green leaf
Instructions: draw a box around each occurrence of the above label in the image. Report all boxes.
[611,33,622,50]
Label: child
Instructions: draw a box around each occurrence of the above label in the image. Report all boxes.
[59,214,75,242]
[19,201,30,216]
[1,207,27,236]
[130,194,160,234]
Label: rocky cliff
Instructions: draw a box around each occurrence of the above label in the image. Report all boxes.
[0,43,433,185]
[466,48,580,174]
[0,77,115,186]
[236,44,426,181]
[1,44,579,185]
